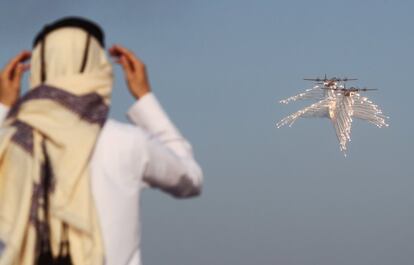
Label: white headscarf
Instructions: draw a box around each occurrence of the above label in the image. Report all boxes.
[30,27,113,102]
[0,24,113,265]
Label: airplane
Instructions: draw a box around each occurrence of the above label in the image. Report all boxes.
[303,74,358,88]
[321,84,378,96]
[276,79,387,154]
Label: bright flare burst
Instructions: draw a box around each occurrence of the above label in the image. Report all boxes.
[276,83,389,154]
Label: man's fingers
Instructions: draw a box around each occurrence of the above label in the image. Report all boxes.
[109,45,135,65]
[3,51,31,77]
[16,63,30,78]
[118,55,130,70]
[23,63,30,72]
[10,63,25,85]
[108,44,151,98]
[110,45,133,70]
[109,45,134,59]
[117,56,134,80]
[109,45,144,68]
[8,63,30,87]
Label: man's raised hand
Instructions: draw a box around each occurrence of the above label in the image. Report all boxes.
[0,51,31,106]
[109,45,151,99]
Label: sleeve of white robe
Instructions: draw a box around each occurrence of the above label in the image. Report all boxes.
[127,93,203,198]
[0,93,203,198]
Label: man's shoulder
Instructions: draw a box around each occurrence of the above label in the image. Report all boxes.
[99,118,148,145]
[103,118,137,131]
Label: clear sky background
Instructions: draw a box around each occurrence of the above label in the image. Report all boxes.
[1,1,413,264]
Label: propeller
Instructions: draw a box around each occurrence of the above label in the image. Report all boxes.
[348,86,378,92]
[319,85,378,92]
[342,77,358,82]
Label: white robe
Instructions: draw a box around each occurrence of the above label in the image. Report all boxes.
[0,93,203,265]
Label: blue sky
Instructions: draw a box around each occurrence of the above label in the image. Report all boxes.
[1,1,413,264]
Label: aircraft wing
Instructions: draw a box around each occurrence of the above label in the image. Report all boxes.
[279,85,325,104]
[276,97,331,128]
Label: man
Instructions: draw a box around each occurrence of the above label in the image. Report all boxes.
[0,17,202,265]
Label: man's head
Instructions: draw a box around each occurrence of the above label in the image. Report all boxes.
[30,17,111,88]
